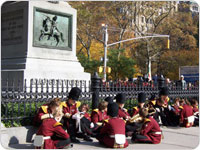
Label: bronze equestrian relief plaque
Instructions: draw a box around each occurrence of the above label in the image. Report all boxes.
[33,7,72,50]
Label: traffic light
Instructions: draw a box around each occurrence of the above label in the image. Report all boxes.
[98,66,111,73]
[167,39,170,49]
[106,67,111,73]
[98,66,103,73]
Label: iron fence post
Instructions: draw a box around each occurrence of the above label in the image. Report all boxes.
[137,76,143,88]
[91,72,101,109]
[158,75,165,89]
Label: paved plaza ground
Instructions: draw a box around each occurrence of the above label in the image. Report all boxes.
[6,126,199,150]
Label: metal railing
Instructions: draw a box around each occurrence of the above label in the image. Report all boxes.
[1,74,199,127]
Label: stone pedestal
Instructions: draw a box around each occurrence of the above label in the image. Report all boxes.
[1,1,90,84]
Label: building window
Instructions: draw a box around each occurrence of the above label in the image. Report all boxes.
[147,19,153,24]
[159,7,163,15]
[192,6,198,11]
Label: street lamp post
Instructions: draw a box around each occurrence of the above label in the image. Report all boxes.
[102,24,108,80]
[101,24,169,81]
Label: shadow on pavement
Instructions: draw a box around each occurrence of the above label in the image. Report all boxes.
[9,143,34,149]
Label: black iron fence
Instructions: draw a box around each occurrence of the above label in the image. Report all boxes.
[1,73,199,127]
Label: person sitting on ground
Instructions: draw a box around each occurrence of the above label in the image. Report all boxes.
[132,93,146,117]
[91,101,109,128]
[179,99,194,128]
[125,93,147,136]
[148,94,157,107]
[159,87,170,107]
[131,108,162,144]
[152,98,164,125]
[34,100,72,149]
[169,98,182,126]
[115,93,130,121]
[190,99,199,126]
[62,87,82,143]
[171,98,181,115]
[75,103,96,142]
[154,87,174,126]
[97,103,129,148]
[33,98,62,127]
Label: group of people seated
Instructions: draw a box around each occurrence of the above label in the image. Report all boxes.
[33,87,199,149]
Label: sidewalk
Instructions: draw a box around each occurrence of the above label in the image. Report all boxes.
[7,126,199,149]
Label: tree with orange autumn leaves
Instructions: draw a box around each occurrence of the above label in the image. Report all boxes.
[69,1,198,81]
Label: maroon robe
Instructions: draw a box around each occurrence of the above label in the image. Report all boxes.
[172,105,181,115]
[138,116,162,144]
[36,118,70,149]
[62,101,80,128]
[193,106,199,113]
[62,101,79,115]
[91,109,109,124]
[33,104,52,127]
[118,107,130,120]
[98,117,129,148]
[180,104,194,127]
[82,112,91,121]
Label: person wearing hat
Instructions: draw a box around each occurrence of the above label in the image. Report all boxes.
[62,87,82,143]
[132,93,146,117]
[104,96,114,104]
[148,94,157,107]
[159,87,170,107]
[158,87,176,126]
[97,103,129,148]
[176,75,187,90]
[115,93,130,121]
[153,96,174,126]
[131,108,162,144]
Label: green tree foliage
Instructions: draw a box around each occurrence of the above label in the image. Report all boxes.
[156,10,199,80]
[157,12,198,51]
[70,1,198,80]
[107,49,135,80]
[78,49,135,80]
[77,53,102,75]
[159,49,199,80]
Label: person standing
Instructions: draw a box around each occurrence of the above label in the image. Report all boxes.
[180,75,187,90]
[176,75,187,90]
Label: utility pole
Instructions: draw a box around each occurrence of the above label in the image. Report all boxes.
[101,24,169,81]
[102,24,108,80]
